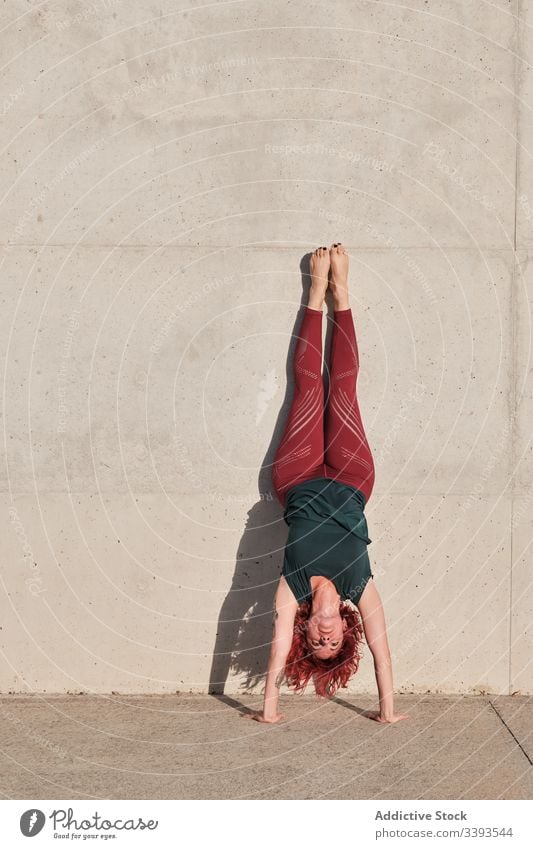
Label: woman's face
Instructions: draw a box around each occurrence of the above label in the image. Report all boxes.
[306,609,347,660]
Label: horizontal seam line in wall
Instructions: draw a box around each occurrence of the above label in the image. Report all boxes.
[0,244,521,251]
[1,490,517,496]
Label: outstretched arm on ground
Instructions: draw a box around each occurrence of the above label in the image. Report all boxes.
[244,576,298,724]
[357,581,409,724]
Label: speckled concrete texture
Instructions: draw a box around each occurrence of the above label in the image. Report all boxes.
[0,694,532,799]
[1,1,532,699]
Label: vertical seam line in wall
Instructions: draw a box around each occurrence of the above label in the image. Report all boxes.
[509,0,522,696]
[513,0,522,256]
[509,253,516,698]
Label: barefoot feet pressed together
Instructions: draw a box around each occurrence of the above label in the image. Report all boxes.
[308,242,351,311]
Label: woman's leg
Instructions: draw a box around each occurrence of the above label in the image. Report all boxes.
[272,248,330,506]
[324,245,375,504]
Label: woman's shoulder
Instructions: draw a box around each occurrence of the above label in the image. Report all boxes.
[276,574,300,608]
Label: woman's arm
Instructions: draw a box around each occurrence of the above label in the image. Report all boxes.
[245,576,298,723]
[357,581,409,724]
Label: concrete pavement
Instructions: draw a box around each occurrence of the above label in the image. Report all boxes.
[1,694,531,800]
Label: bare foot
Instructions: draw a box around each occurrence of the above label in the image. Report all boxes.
[308,246,330,310]
[365,710,410,724]
[243,711,285,724]
[329,243,350,310]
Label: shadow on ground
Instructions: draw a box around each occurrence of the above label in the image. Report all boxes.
[208,252,338,695]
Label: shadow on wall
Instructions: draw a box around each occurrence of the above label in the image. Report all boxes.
[208,252,336,694]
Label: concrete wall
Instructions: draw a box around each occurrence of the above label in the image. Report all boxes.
[1,1,532,695]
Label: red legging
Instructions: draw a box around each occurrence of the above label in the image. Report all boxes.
[272,306,375,507]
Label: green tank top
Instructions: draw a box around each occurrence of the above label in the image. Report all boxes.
[282,477,374,606]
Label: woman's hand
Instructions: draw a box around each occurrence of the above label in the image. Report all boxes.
[243,710,285,724]
[365,710,409,724]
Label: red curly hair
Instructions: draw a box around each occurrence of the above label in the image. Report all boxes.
[284,600,365,698]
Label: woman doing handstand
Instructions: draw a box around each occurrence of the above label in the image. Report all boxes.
[245,244,408,725]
